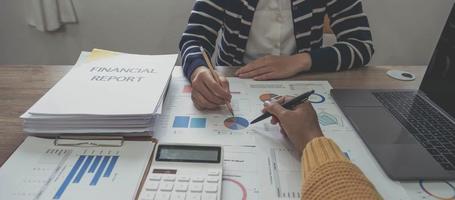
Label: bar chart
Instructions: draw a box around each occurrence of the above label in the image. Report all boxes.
[268,147,301,200]
[172,116,207,128]
[54,154,120,199]
[0,137,154,200]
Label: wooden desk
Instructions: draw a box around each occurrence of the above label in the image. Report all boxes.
[0,65,426,166]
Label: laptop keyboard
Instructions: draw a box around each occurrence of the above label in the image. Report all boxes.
[373,91,455,171]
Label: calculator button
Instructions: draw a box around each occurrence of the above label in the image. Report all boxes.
[149,174,162,181]
[192,177,205,183]
[207,170,219,176]
[188,193,202,200]
[160,182,174,192]
[204,183,218,193]
[140,191,156,200]
[145,181,160,191]
[189,183,203,192]
[155,192,171,200]
[177,176,190,182]
[170,192,186,200]
[206,177,219,183]
[175,183,188,192]
[163,175,176,182]
[202,193,217,200]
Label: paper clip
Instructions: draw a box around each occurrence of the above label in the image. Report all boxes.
[54,135,124,147]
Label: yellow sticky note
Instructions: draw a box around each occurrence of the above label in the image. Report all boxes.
[86,49,121,62]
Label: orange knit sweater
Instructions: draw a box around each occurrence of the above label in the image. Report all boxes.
[301,137,382,200]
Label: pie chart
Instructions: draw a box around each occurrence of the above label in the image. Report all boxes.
[259,93,280,102]
[224,117,249,130]
[309,93,325,103]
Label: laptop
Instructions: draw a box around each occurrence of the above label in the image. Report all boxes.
[331,4,455,180]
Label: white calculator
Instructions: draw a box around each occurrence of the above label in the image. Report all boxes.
[139,144,223,200]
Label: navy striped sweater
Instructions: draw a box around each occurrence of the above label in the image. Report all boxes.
[179,0,374,79]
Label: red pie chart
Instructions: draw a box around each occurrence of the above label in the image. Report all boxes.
[224,117,249,130]
[259,93,280,102]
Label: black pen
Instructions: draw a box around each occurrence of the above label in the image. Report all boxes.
[250,90,315,124]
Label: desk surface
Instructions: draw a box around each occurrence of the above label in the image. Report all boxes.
[0,65,426,166]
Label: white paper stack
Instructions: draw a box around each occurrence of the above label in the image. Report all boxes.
[21,49,178,135]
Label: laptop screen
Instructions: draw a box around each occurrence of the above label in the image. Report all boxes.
[420,4,455,119]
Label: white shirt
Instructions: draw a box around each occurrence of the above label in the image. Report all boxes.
[243,0,297,64]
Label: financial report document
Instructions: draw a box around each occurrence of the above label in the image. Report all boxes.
[21,50,172,134]
[26,51,177,116]
[0,137,155,200]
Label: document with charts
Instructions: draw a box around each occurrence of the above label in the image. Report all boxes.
[154,68,448,200]
[152,71,352,199]
[0,137,155,200]
[153,74,353,146]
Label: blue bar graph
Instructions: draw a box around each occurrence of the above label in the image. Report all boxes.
[53,154,120,199]
[90,156,111,186]
[73,156,94,183]
[190,118,207,128]
[103,156,119,177]
[53,155,86,199]
[88,155,102,173]
[173,116,190,128]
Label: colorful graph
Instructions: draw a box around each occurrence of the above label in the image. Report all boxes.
[259,93,281,102]
[419,180,455,200]
[189,118,207,128]
[318,112,338,126]
[224,117,249,130]
[172,116,207,128]
[54,155,119,199]
[309,93,325,103]
[223,178,247,200]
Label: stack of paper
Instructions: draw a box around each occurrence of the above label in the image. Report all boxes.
[21,49,178,135]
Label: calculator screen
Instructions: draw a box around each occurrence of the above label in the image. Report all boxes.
[156,145,221,163]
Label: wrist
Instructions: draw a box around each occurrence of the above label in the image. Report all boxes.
[190,66,208,83]
[302,130,324,150]
[293,53,312,72]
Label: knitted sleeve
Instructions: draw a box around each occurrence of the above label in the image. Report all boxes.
[301,137,382,200]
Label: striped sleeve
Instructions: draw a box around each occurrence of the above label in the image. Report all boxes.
[309,0,374,72]
[178,0,224,79]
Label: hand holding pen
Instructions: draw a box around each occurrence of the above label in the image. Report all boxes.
[250,90,314,124]
[261,93,324,152]
[198,47,234,116]
[189,47,233,113]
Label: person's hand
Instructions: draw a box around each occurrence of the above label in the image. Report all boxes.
[235,53,312,80]
[190,66,232,110]
[263,97,323,152]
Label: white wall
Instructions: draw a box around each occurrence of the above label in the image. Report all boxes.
[0,0,194,64]
[0,0,454,66]
[364,0,454,66]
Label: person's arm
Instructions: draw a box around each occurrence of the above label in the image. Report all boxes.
[309,0,374,72]
[301,137,381,199]
[263,99,381,200]
[178,0,231,110]
[178,0,224,79]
